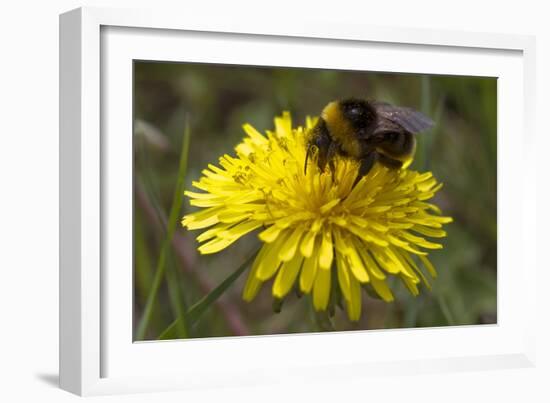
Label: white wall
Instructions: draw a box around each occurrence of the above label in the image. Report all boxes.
[1,1,548,402]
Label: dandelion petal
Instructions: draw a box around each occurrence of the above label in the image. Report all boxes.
[346,275,362,321]
[273,253,303,299]
[313,267,331,311]
[300,243,320,293]
[319,229,334,270]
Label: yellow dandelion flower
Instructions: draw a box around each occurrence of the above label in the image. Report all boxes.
[182,112,452,321]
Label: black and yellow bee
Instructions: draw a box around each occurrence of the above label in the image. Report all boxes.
[306,98,434,184]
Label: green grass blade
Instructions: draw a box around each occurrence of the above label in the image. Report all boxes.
[134,214,154,302]
[166,250,189,338]
[135,137,166,230]
[158,248,258,340]
[437,293,456,326]
[135,120,192,341]
[419,75,431,171]
[423,95,445,171]
[158,317,179,340]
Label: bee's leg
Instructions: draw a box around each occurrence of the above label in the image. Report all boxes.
[316,143,329,173]
[377,153,403,169]
[304,145,312,174]
[308,119,333,173]
[327,141,339,177]
[316,138,337,174]
[354,152,377,186]
[305,141,327,174]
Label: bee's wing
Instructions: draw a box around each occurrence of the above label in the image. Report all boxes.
[373,102,434,133]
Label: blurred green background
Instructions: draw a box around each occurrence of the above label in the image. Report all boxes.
[133,61,497,340]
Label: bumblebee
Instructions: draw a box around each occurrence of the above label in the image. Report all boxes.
[306,98,434,184]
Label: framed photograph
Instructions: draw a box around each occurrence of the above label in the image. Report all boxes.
[60,6,537,396]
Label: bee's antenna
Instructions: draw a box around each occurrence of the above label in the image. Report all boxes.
[304,146,311,174]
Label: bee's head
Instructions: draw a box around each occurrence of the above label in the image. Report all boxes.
[339,98,377,130]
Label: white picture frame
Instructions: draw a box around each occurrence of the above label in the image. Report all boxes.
[59,6,537,396]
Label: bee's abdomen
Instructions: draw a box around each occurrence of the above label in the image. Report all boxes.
[377,132,416,161]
